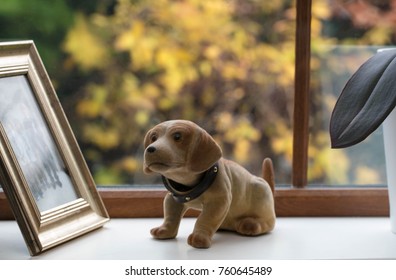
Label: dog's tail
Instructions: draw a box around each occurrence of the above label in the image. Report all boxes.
[262,158,275,195]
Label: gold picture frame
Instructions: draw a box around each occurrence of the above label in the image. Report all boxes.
[0,40,109,256]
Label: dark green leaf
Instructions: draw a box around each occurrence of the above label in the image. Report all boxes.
[330,49,396,148]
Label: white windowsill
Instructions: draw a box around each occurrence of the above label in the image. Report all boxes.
[1,217,396,260]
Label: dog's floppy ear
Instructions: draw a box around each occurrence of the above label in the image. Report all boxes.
[143,128,153,174]
[143,128,152,149]
[188,127,222,173]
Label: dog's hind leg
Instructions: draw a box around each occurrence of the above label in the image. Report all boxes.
[151,193,187,239]
[235,216,275,236]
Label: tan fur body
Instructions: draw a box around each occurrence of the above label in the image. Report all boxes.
[143,120,276,248]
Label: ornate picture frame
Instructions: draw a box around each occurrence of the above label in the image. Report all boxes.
[0,40,109,255]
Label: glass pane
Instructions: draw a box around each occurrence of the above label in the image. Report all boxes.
[0,1,295,186]
[0,76,79,212]
[309,0,394,185]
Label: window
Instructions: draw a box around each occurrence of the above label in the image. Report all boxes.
[308,0,391,186]
[289,0,388,217]
[63,1,295,186]
[0,0,390,219]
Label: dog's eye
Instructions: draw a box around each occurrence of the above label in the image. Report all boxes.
[150,134,158,142]
[173,132,182,142]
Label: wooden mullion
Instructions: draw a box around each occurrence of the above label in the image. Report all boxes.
[292,0,312,188]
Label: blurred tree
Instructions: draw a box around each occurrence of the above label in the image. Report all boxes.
[63,0,296,184]
[308,0,396,184]
[6,0,390,186]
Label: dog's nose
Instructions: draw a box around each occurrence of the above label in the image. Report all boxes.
[146,146,156,153]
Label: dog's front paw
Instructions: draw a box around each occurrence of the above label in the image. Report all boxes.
[187,232,212,248]
[150,226,177,240]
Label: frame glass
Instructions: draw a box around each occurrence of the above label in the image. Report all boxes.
[0,40,109,255]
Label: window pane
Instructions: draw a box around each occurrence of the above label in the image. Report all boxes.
[0,1,295,186]
[309,0,394,185]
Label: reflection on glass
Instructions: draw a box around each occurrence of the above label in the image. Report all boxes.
[0,75,79,212]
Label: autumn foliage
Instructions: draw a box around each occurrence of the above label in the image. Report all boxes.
[1,0,396,185]
[62,0,296,184]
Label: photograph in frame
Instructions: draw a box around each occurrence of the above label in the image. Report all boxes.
[0,75,79,212]
[0,40,109,256]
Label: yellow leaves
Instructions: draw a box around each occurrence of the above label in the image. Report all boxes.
[250,44,295,86]
[112,0,291,98]
[156,47,197,93]
[271,123,293,164]
[156,48,194,70]
[160,70,185,95]
[222,62,247,80]
[117,18,199,93]
[276,44,296,86]
[354,166,380,184]
[83,125,120,150]
[363,27,393,45]
[311,0,331,37]
[261,0,285,14]
[66,0,301,184]
[93,167,123,185]
[76,84,107,118]
[115,20,145,50]
[199,61,213,77]
[204,45,221,60]
[234,139,251,163]
[121,74,154,111]
[308,145,350,184]
[134,111,150,126]
[312,0,331,20]
[156,48,177,70]
[158,97,174,111]
[215,115,262,163]
[215,112,233,131]
[224,119,261,143]
[77,99,102,119]
[201,86,216,107]
[162,0,232,43]
[117,157,139,173]
[118,24,158,70]
[64,14,109,70]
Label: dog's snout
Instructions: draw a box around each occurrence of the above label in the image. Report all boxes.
[146,146,156,153]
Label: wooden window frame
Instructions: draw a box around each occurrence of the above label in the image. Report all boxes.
[0,0,389,220]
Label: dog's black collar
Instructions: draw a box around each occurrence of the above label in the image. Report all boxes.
[161,162,219,203]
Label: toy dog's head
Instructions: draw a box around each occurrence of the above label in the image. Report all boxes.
[143,120,222,177]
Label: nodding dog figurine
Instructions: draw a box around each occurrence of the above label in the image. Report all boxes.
[143,120,275,248]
